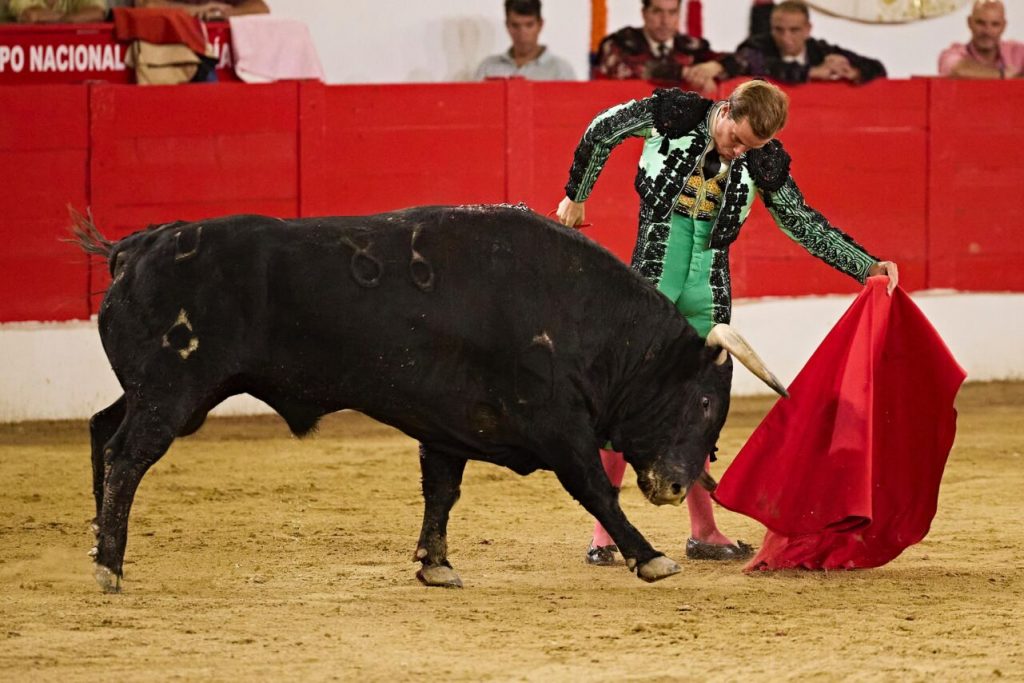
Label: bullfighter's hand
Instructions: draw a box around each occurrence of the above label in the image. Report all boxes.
[557,197,586,229]
[869,260,900,295]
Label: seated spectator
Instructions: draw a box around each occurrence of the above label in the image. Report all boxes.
[133,0,267,22]
[720,0,886,84]
[592,0,725,94]
[9,0,106,23]
[475,0,574,81]
[939,0,1022,79]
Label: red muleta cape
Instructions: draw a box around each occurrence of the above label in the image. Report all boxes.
[714,277,966,570]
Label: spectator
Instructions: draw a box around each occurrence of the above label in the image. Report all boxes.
[592,0,725,94]
[133,0,267,22]
[9,0,106,23]
[939,0,1022,79]
[475,0,575,81]
[719,1,886,84]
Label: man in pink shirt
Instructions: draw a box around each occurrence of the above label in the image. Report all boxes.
[939,0,1024,79]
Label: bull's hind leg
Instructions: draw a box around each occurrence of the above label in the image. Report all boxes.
[89,395,126,533]
[414,444,467,588]
[93,401,181,593]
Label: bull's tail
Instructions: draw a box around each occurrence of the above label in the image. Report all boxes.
[67,205,113,260]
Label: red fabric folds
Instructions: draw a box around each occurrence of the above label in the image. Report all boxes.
[714,277,966,570]
[113,8,208,55]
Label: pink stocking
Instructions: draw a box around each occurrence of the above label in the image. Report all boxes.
[686,456,733,545]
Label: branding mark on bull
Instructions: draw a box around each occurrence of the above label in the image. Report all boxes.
[341,236,383,288]
[174,226,203,262]
[531,332,554,351]
[409,226,435,292]
[162,309,199,360]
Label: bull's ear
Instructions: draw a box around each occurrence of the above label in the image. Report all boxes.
[714,348,729,366]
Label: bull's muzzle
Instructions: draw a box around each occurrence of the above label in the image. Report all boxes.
[637,470,688,506]
[639,468,718,506]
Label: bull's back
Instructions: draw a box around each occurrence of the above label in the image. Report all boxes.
[98,206,677,447]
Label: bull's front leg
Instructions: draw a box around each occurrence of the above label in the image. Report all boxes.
[552,447,681,583]
[414,444,467,588]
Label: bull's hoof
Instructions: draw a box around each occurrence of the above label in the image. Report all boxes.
[637,555,681,583]
[94,564,122,594]
[416,564,463,588]
[90,519,100,536]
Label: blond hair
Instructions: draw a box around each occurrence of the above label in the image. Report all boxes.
[728,80,789,139]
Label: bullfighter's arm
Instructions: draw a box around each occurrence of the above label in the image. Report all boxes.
[762,177,881,283]
[748,140,881,285]
[564,98,656,203]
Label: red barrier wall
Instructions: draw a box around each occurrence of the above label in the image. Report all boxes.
[0,79,1021,323]
[300,82,508,215]
[928,79,1024,291]
[87,82,300,309]
[0,85,89,321]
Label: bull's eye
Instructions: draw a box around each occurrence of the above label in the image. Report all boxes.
[701,396,711,410]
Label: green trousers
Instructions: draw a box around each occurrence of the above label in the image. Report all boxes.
[653,212,719,337]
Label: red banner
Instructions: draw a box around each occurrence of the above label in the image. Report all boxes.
[0,22,237,84]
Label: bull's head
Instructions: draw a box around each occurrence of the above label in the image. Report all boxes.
[630,324,787,507]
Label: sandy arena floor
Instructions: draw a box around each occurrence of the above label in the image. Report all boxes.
[1,381,1022,681]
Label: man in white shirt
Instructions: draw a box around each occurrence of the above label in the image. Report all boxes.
[475,0,575,81]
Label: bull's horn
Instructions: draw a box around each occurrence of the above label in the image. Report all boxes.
[706,324,789,398]
[697,470,718,492]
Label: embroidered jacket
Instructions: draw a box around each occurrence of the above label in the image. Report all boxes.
[564,88,878,317]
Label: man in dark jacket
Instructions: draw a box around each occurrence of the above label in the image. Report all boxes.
[720,0,886,84]
[592,0,726,94]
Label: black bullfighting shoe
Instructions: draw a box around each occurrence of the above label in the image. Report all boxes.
[585,544,622,566]
[685,537,754,561]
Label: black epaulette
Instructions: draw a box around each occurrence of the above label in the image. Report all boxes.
[651,88,712,139]
[746,139,791,192]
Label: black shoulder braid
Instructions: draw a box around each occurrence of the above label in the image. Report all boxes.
[746,139,791,192]
[651,89,712,139]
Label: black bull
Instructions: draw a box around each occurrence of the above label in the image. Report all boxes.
[76,204,784,592]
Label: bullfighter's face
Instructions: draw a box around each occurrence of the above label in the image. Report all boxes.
[712,106,773,161]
